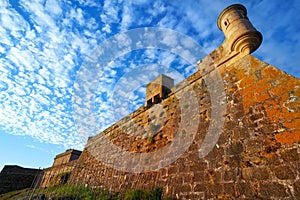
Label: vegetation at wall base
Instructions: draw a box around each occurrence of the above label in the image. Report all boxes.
[0,185,174,200]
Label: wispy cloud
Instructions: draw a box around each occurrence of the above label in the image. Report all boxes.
[0,0,101,148]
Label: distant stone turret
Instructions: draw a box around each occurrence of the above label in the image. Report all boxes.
[217,4,262,54]
[146,74,174,107]
[52,149,81,167]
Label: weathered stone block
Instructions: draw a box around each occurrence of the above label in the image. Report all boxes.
[237,182,258,198]
[259,182,288,198]
[242,167,269,180]
[281,148,300,162]
[273,165,296,180]
[294,180,300,197]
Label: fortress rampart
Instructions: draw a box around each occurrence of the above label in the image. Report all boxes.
[39,4,300,199]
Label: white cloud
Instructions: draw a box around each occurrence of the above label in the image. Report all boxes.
[76,0,99,7]
[69,8,85,26]
[120,3,133,31]
[102,24,111,33]
[100,0,120,24]
[0,0,104,148]
[45,0,62,17]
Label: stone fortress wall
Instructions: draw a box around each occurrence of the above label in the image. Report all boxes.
[39,4,300,199]
[0,165,42,195]
[69,54,300,199]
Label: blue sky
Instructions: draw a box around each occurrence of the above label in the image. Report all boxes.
[0,0,299,171]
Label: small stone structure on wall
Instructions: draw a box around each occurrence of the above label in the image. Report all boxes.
[39,4,300,199]
[40,149,81,188]
[146,74,174,107]
[52,149,81,167]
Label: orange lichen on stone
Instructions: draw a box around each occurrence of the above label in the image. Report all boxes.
[265,107,281,123]
[269,78,299,97]
[235,56,300,146]
[275,130,300,145]
[261,65,284,80]
[255,83,272,94]
[242,90,256,114]
[283,119,300,129]
[255,91,271,102]
[239,75,256,89]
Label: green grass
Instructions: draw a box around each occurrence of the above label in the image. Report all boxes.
[123,187,162,200]
[0,185,173,200]
[0,188,30,200]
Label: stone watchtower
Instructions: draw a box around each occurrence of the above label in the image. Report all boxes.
[145,74,174,107]
[217,4,262,54]
[52,149,82,167]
